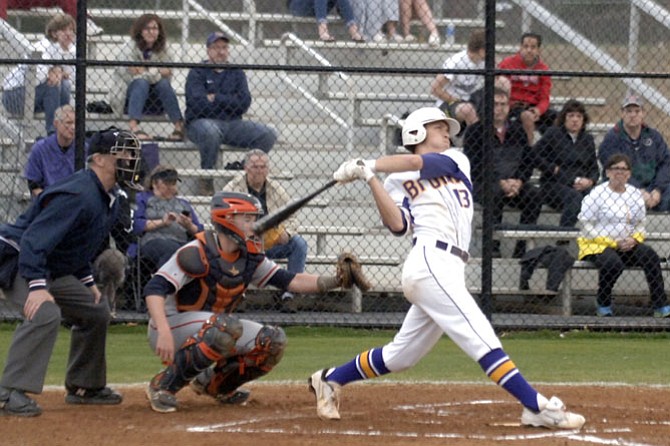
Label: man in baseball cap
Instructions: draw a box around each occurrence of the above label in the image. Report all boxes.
[599,92,670,210]
[206,31,229,47]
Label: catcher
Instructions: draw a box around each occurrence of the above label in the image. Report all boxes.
[144,191,370,413]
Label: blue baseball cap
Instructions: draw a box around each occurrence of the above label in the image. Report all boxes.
[206,31,229,47]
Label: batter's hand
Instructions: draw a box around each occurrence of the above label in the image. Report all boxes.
[333,159,375,183]
[24,289,55,321]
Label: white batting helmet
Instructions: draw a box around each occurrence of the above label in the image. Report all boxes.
[401,107,461,146]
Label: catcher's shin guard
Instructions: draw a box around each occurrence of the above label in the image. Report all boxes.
[195,325,287,397]
[152,314,243,393]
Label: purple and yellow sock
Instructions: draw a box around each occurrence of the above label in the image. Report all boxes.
[479,348,540,412]
[325,348,390,386]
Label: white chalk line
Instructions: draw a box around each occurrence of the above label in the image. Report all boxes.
[186,399,666,445]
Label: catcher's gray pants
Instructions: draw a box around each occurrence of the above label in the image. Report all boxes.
[0,274,111,394]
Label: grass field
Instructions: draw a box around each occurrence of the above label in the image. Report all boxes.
[0,323,669,386]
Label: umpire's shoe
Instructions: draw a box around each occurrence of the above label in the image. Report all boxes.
[0,386,42,417]
[65,386,123,405]
[521,396,585,429]
[308,369,341,420]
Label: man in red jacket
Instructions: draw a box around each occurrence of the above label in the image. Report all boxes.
[499,32,556,145]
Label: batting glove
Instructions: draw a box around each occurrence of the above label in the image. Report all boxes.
[333,159,376,183]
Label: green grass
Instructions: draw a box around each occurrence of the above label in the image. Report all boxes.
[0,323,668,386]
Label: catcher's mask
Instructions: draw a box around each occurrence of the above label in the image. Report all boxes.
[401,107,460,148]
[211,191,263,254]
[87,129,143,190]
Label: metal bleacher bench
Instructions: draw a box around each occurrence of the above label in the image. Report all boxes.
[492,225,670,316]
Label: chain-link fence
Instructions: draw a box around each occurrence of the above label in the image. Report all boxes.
[1,0,670,330]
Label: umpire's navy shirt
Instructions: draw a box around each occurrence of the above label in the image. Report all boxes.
[0,169,119,289]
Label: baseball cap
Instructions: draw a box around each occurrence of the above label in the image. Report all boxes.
[151,167,181,183]
[206,31,229,47]
[622,94,643,108]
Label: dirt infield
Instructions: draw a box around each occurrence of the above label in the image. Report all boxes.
[0,383,667,445]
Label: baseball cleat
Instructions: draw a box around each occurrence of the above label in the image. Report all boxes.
[190,378,251,405]
[65,386,123,405]
[521,396,585,430]
[146,385,178,413]
[308,369,341,420]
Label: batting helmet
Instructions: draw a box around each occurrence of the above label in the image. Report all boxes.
[88,129,143,190]
[211,192,264,253]
[401,107,461,146]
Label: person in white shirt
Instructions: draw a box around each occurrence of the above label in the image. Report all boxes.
[2,13,75,134]
[430,30,486,129]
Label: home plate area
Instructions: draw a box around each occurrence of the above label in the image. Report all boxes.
[2,383,668,446]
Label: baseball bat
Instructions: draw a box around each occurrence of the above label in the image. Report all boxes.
[253,179,337,235]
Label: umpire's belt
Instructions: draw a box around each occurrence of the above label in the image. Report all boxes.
[412,238,469,263]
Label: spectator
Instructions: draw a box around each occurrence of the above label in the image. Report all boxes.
[350,0,400,42]
[23,104,75,197]
[399,0,439,46]
[430,29,486,129]
[223,149,308,313]
[499,32,556,145]
[577,154,670,318]
[463,87,542,258]
[598,94,670,211]
[533,99,599,227]
[111,13,184,141]
[0,0,102,35]
[288,0,364,41]
[0,129,142,417]
[133,165,203,272]
[2,13,75,134]
[184,32,277,195]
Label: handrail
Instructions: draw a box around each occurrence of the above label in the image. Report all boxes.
[278,32,354,153]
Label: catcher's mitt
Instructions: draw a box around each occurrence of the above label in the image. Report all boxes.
[336,252,372,291]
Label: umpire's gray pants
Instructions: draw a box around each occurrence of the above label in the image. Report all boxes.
[0,274,111,394]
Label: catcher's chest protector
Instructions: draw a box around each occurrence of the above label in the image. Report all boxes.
[176,231,264,313]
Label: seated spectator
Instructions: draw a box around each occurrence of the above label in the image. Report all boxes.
[598,94,670,211]
[350,0,400,42]
[2,13,75,134]
[133,165,203,272]
[111,13,184,141]
[288,0,364,41]
[431,30,486,129]
[499,32,557,145]
[463,87,542,258]
[577,154,670,318]
[24,104,75,197]
[223,149,308,313]
[399,0,439,46]
[185,32,277,195]
[533,99,599,227]
[0,0,102,35]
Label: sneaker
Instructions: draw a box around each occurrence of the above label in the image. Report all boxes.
[146,385,178,413]
[308,369,341,420]
[521,396,585,429]
[596,305,613,317]
[653,305,670,318]
[390,33,404,43]
[403,34,416,43]
[428,32,440,47]
[65,386,123,405]
[0,387,42,417]
[372,32,386,43]
[86,17,104,37]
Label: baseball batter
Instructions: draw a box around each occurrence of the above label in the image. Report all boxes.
[308,107,585,430]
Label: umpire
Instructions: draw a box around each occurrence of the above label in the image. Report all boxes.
[0,129,142,417]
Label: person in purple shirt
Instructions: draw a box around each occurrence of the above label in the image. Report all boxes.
[24,104,76,197]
